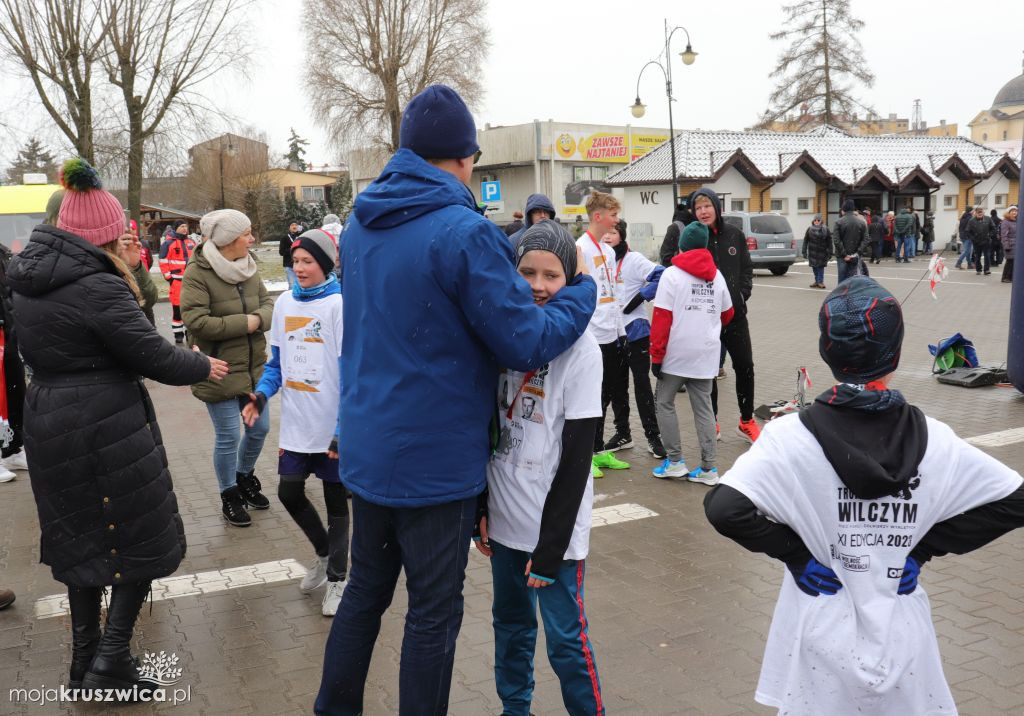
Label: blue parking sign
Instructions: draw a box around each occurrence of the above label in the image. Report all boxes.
[481,181,501,202]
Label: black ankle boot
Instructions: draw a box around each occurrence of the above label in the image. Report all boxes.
[82,581,151,692]
[237,471,270,510]
[221,485,252,526]
[67,586,103,689]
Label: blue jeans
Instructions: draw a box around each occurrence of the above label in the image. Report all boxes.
[284,266,298,288]
[837,257,859,283]
[897,234,914,259]
[812,266,825,285]
[491,542,603,716]
[315,494,476,716]
[205,398,270,491]
[957,239,973,268]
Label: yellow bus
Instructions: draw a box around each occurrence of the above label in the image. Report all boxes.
[0,183,62,252]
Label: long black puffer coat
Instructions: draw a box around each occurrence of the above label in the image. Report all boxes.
[7,226,210,587]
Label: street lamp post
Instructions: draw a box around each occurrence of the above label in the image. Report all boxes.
[631,20,698,208]
[206,138,237,210]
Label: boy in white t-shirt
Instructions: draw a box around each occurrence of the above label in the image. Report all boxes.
[650,221,734,484]
[477,219,605,716]
[704,276,1024,715]
[574,191,629,478]
[241,229,348,616]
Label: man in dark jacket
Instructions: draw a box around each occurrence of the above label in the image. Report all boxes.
[833,199,868,281]
[967,206,996,275]
[278,220,302,287]
[956,205,974,269]
[502,210,524,237]
[508,193,556,246]
[893,206,915,263]
[868,211,887,263]
[688,188,759,443]
[315,85,597,715]
[659,201,694,267]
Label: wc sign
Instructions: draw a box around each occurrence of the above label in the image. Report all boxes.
[481,181,501,203]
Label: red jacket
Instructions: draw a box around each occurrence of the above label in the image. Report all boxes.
[159,235,195,305]
[650,249,734,365]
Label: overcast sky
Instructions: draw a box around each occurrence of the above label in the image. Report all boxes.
[3,0,1023,168]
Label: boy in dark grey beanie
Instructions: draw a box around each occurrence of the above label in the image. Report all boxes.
[705,275,1024,714]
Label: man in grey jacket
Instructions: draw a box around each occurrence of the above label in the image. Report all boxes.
[833,200,869,283]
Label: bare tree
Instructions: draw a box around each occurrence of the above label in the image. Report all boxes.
[0,0,109,162]
[758,0,875,128]
[304,0,489,152]
[102,0,251,221]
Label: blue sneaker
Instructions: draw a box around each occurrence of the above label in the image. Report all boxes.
[652,458,687,479]
[687,467,719,485]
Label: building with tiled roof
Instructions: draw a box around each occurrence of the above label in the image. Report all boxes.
[605,125,1020,254]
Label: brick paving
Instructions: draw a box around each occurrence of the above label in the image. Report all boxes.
[1,254,1022,715]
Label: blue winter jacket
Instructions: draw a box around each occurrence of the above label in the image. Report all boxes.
[339,149,597,507]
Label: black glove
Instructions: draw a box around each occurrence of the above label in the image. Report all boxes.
[472,488,489,542]
[651,363,662,379]
[328,437,339,455]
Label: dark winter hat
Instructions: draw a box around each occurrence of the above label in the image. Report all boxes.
[516,219,576,278]
[399,84,480,160]
[842,199,856,212]
[819,276,904,384]
[292,228,336,276]
[679,221,709,252]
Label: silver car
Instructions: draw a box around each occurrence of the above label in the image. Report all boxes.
[723,212,797,276]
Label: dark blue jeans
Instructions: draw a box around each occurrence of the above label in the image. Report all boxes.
[314,494,476,716]
[837,256,860,284]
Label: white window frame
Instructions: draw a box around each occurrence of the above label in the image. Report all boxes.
[974,193,987,208]
[797,197,814,213]
[730,198,748,212]
[994,194,1008,208]
[301,185,325,203]
[770,198,788,213]
[943,195,957,210]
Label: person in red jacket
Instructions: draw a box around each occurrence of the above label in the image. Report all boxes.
[159,220,195,343]
[649,221,734,484]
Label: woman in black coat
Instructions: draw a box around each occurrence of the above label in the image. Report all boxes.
[802,214,832,289]
[7,159,228,693]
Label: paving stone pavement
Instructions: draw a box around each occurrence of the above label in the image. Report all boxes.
[1,255,1022,715]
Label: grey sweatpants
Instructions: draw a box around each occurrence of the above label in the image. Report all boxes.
[655,373,716,468]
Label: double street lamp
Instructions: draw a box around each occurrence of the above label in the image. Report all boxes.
[631,21,698,207]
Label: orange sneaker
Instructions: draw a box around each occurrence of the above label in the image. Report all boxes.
[736,419,760,444]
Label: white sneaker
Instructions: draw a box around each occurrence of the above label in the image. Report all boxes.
[300,555,328,593]
[1,451,28,471]
[321,580,345,616]
[0,466,15,483]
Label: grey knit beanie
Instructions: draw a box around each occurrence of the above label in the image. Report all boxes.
[516,219,577,278]
[200,209,251,247]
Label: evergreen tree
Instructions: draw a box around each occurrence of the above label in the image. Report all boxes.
[5,137,58,184]
[328,174,353,220]
[286,129,309,171]
[758,0,875,128]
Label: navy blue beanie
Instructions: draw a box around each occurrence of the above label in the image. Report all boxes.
[399,84,480,160]
[819,276,904,384]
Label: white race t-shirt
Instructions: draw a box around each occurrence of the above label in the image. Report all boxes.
[614,250,657,329]
[720,413,1022,715]
[576,232,622,344]
[652,265,732,378]
[487,332,603,560]
[268,291,343,453]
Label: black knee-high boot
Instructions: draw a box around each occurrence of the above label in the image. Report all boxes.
[82,581,151,691]
[67,586,103,688]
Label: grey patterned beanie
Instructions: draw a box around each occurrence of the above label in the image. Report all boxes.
[516,219,577,278]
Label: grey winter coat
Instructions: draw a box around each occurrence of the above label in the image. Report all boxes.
[802,221,832,268]
[1001,218,1017,259]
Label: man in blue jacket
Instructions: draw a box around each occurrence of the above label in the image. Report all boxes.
[315,85,597,716]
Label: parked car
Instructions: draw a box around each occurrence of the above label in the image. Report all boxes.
[722,211,798,275]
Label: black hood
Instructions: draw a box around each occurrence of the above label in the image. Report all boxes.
[7,225,118,298]
[689,187,724,234]
[798,389,928,500]
[523,193,556,227]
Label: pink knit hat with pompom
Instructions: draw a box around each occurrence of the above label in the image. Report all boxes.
[56,158,125,247]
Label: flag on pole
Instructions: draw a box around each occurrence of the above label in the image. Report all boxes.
[927,253,948,300]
